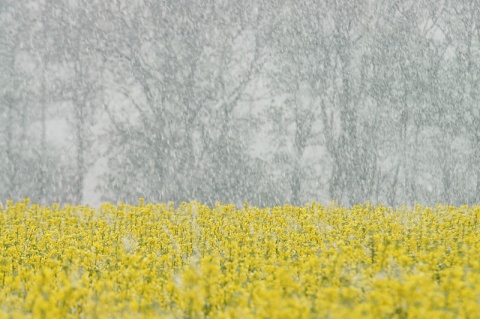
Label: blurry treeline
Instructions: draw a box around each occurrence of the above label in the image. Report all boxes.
[1,0,479,207]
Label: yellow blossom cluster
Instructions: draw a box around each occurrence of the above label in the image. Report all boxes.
[1,199,480,318]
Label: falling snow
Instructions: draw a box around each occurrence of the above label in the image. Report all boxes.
[1,0,479,207]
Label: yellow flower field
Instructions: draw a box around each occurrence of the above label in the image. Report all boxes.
[1,199,480,318]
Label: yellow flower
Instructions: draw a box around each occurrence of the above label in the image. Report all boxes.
[1,201,480,317]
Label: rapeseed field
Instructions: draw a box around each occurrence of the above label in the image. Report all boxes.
[1,199,479,318]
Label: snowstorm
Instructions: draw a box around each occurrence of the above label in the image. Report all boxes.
[1,0,479,207]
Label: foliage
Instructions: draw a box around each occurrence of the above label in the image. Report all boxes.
[1,200,480,318]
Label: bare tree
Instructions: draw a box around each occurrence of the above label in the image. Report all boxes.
[46,0,106,203]
[441,0,480,204]
[98,0,277,205]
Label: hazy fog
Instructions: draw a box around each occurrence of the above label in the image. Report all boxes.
[1,0,479,207]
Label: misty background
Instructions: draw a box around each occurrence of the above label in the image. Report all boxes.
[1,0,479,207]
